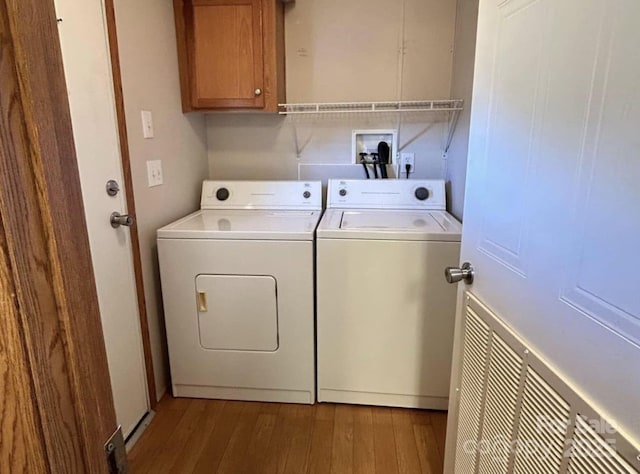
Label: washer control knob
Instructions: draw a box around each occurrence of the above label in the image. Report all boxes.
[303,191,311,199]
[415,187,429,201]
[339,189,347,197]
[216,188,230,201]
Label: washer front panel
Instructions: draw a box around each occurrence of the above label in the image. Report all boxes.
[316,237,460,409]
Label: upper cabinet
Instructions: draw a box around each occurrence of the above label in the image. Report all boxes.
[174,0,285,112]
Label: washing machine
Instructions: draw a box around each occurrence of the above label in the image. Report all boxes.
[157,180,322,404]
[316,179,462,409]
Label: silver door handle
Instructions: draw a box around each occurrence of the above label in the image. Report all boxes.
[445,262,474,284]
[110,212,134,228]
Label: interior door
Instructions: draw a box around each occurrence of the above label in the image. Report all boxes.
[446,0,640,467]
[53,0,149,438]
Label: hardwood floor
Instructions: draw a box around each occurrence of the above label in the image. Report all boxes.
[128,396,447,473]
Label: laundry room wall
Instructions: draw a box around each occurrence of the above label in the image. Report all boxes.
[113,0,208,400]
[445,0,479,220]
[206,0,461,197]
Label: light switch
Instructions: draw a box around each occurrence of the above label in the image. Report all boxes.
[146,160,163,187]
[141,110,154,139]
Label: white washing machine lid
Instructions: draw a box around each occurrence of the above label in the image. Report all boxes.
[317,209,462,241]
[157,209,323,241]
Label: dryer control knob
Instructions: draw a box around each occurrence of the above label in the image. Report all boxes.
[216,188,230,201]
[303,191,311,199]
[415,187,429,201]
[339,189,347,197]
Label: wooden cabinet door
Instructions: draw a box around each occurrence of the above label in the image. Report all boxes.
[188,0,265,109]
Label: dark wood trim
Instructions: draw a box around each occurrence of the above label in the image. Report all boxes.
[263,0,285,111]
[0,0,117,472]
[104,0,158,409]
[251,0,265,108]
[192,98,267,109]
[275,0,286,106]
[193,0,259,4]
[0,220,49,472]
[174,0,192,113]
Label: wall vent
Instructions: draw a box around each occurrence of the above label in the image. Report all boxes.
[513,368,570,473]
[567,416,637,474]
[451,293,640,473]
[477,334,523,473]
[454,309,491,474]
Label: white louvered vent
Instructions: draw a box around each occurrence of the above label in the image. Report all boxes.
[449,294,640,474]
[477,334,524,474]
[454,308,491,473]
[513,368,571,473]
[567,416,637,474]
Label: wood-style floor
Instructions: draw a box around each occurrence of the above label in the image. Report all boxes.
[128,396,447,474]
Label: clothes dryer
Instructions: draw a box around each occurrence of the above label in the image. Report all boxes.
[158,181,322,403]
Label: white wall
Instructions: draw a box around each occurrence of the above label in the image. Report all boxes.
[208,0,458,187]
[208,114,450,182]
[113,0,208,399]
[446,0,479,220]
[285,0,455,102]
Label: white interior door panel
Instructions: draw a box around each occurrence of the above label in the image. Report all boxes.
[54,0,149,438]
[447,0,640,468]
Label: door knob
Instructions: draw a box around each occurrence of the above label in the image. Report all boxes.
[110,212,134,228]
[254,88,262,96]
[445,262,474,284]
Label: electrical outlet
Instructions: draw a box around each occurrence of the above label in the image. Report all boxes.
[401,152,415,172]
[146,160,163,187]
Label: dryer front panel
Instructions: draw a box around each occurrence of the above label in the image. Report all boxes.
[157,238,315,403]
[195,274,278,351]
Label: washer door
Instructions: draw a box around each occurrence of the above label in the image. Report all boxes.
[195,274,278,351]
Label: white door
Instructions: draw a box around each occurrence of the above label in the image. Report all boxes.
[446,0,640,466]
[54,0,149,438]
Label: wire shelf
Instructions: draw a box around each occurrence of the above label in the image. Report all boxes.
[278,99,463,115]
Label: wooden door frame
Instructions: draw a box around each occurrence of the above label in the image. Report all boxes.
[103,0,158,410]
[0,0,117,472]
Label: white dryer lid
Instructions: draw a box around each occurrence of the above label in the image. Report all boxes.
[317,209,462,241]
[157,209,323,241]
